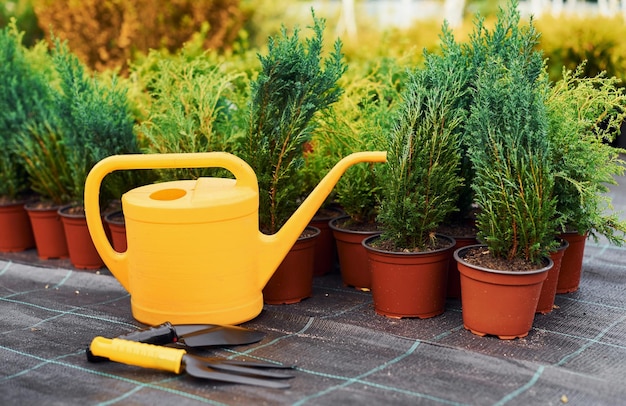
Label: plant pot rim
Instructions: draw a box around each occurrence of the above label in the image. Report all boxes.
[24,201,66,211]
[454,244,553,275]
[105,210,125,225]
[329,215,380,234]
[362,233,456,256]
[554,237,569,252]
[300,225,321,241]
[312,206,344,222]
[57,204,85,218]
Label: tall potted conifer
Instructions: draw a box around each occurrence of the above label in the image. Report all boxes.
[452,1,558,339]
[362,45,468,318]
[545,65,626,293]
[15,37,140,268]
[239,12,346,303]
[0,20,49,252]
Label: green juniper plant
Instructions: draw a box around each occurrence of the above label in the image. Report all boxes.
[306,57,402,226]
[458,0,559,265]
[467,55,556,264]
[546,65,626,244]
[375,51,467,252]
[137,44,247,181]
[0,19,50,201]
[241,11,346,234]
[15,37,139,207]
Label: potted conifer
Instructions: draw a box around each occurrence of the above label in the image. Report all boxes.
[361,47,467,319]
[15,37,140,268]
[238,12,346,304]
[315,59,402,290]
[0,20,49,252]
[452,2,557,339]
[545,65,626,294]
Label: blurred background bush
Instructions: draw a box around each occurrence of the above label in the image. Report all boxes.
[2,0,625,87]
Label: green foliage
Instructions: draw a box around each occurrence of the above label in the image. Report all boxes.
[376,51,467,251]
[0,19,49,199]
[305,57,403,224]
[240,12,346,234]
[14,37,139,205]
[465,1,557,263]
[546,65,626,244]
[136,44,247,181]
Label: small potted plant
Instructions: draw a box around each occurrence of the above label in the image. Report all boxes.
[362,48,467,319]
[545,65,626,294]
[452,1,558,339]
[237,12,346,304]
[315,59,402,289]
[15,37,140,268]
[0,20,49,252]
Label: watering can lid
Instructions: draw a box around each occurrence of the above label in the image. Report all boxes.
[122,177,257,223]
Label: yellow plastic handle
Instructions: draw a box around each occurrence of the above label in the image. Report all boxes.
[84,152,259,291]
[89,337,186,374]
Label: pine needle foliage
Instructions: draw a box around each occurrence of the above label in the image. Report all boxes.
[376,51,467,251]
[14,37,138,206]
[138,45,246,181]
[241,11,346,234]
[465,1,557,263]
[0,19,50,200]
[306,57,403,225]
[546,65,626,244]
[467,58,556,264]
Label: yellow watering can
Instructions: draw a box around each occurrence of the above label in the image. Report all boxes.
[84,151,386,326]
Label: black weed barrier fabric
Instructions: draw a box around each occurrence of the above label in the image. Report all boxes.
[2,169,626,406]
[1,241,626,406]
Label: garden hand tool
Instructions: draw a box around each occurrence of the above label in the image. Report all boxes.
[89,337,295,389]
[86,322,265,362]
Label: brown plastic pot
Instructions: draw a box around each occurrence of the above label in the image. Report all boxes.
[104,210,127,252]
[262,226,320,305]
[364,234,454,319]
[58,206,104,270]
[0,200,35,252]
[446,235,479,299]
[329,216,380,291]
[536,238,569,314]
[309,207,343,276]
[25,202,69,260]
[455,245,551,340]
[556,231,588,294]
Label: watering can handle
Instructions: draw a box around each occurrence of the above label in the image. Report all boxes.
[84,152,259,291]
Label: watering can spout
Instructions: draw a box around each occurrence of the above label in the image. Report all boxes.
[258,151,387,289]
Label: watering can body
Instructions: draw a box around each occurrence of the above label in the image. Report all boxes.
[85,151,386,325]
